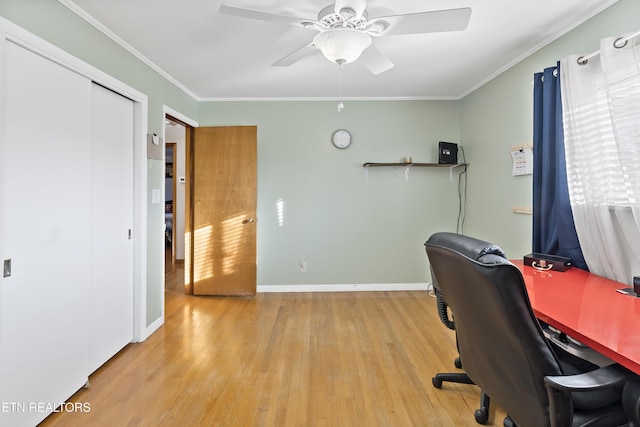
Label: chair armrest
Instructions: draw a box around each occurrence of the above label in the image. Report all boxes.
[544,365,636,427]
[544,364,635,392]
[623,378,640,425]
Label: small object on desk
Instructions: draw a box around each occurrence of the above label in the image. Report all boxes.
[618,276,640,297]
[616,288,640,297]
[524,253,572,272]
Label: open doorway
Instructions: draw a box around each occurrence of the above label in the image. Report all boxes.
[165,142,176,260]
[164,116,187,294]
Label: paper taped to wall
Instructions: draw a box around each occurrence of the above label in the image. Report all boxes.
[511,145,533,176]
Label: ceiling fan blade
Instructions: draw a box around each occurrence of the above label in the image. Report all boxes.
[359,45,394,75]
[272,41,317,67]
[376,7,471,36]
[219,4,308,26]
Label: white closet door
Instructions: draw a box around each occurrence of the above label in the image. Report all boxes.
[89,83,134,373]
[0,42,92,426]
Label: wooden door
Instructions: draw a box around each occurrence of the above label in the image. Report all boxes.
[187,126,257,296]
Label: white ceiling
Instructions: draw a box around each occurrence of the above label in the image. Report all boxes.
[62,0,617,101]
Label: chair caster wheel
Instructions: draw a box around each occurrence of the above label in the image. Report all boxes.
[503,416,515,427]
[454,357,463,369]
[474,407,488,425]
[432,377,442,388]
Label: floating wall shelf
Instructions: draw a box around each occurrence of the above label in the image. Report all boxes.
[362,162,467,168]
[362,162,468,181]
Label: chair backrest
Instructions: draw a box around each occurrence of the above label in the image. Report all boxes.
[431,233,506,330]
[429,232,506,293]
[425,232,567,427]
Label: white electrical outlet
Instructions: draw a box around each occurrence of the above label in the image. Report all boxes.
[299,260,307,273]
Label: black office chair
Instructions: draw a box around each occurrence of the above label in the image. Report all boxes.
[425,232,636,427]
[430,235,506,424]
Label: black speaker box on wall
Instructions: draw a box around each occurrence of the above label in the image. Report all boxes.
[438,141,458,164]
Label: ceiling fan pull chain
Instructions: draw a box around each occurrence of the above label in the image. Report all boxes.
[337,60,345,112]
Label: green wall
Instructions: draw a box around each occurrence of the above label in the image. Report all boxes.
[198,100,462,285]
[460,0,640,258]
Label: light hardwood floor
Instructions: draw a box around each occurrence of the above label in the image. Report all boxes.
[40,258,507,426]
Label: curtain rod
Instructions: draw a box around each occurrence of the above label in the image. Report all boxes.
[577,29,640,65]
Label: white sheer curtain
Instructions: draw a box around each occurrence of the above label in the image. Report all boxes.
[560,34,640,284]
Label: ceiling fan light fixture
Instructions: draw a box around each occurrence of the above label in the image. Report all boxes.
[313,28,372,64]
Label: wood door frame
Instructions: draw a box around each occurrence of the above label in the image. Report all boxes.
[163,110,197,295]
[186,122,195,295]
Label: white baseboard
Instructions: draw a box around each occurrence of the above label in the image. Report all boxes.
[257,283,428,293]
[138,316,164,342]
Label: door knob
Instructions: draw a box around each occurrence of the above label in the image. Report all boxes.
[242,218,256,224]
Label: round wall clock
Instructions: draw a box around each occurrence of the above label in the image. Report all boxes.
[331,129,352,149]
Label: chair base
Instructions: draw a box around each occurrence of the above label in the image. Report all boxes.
[474,391,490,424]
[432,370,491,425]
[432,372,474,388]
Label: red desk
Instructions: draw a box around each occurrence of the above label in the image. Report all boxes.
[513,260,640,374]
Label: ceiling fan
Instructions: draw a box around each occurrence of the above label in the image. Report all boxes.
[219,0,472,75]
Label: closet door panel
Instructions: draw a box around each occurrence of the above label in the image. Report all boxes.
[0,41,92,426]
[89,83,134,373]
